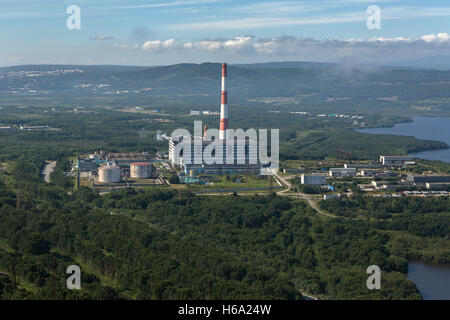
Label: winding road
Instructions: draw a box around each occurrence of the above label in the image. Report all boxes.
[271,171,338,218]
[41,161,56,183]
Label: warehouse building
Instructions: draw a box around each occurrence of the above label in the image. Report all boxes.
[106,152,151,166]
[407,174,450,185]
[183,163,262,175]
[329,168,357,177]
[359,169,383,177]
[426,182,450,189]
[380,156,415,166]
[77,159,98,172]
[344,163,382,169]
[301,174,327,185]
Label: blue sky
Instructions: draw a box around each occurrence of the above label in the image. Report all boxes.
[0,0,449,66]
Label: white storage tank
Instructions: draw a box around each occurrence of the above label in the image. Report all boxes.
[130,162,152,179]
[98,166,121,183]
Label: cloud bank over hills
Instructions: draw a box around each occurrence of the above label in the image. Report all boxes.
[105,33,450,69]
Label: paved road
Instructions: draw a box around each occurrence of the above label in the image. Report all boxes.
[300,290,318,300]
[272,171,338,219]
[41,161,56,183]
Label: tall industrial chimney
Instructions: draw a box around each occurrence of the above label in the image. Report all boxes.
[219,63,228,140]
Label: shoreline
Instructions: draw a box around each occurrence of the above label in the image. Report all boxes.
[356,116,450,160]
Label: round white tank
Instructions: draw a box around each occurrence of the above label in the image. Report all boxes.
[98,166,121,183]
[130,162,152,179]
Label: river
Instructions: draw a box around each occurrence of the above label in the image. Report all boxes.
[407,262,450,300]
[357,117,450,163]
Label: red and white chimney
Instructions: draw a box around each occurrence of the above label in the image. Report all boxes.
[219,63,228,140]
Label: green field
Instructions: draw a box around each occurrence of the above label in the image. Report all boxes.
[186,174,275,191]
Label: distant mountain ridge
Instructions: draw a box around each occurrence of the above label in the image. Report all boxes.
[385,55,450,71]
[0,62,449,104]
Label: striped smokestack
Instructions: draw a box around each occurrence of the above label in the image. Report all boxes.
[219,63,228,140]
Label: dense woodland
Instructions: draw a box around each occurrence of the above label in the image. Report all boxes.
[0,105,447,164]
[0,155,448,300]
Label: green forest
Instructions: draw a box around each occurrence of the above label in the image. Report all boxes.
[1,155,447,300]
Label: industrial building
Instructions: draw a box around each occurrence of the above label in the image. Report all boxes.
[19,125,52,130]
[371,180,410,190]
[425,182,450,189]
[77,159,98,172]
[106,152,150,166]
[183,163,262,175]
[324,194,340,200]
[344,163,382,169]
[407,174,450,185]
[380,156,415,166]
[169,136,264,175]
[168,63,266,175]
[301,174,327,185]
[359,169,382,177]
[130,162,153,179]
[329,168,357,177]
[170,136,260,164]
[98,166,121,183]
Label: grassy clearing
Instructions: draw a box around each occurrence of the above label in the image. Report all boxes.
[186,174,273,191]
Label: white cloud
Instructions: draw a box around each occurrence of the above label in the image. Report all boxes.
[142,39,177,51]
[367,37,413,42]
[421,33,450,43]
[102,33,450,67]
[135,34,450,55]
[223,36,254,49]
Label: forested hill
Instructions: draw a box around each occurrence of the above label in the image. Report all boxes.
[1,62,449,105]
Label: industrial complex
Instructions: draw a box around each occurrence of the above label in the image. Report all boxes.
[73,150,158,187]
[66,64,449,199]
[168,63,267,177]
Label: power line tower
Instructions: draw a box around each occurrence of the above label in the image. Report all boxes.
[12,263,16,287]
[50,259,57,299]
[16,192,20,208]
[76,151,80,189]
[114,269,119,300]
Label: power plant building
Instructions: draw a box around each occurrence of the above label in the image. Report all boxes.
[169,137,263,175]
[168,63,266,175]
